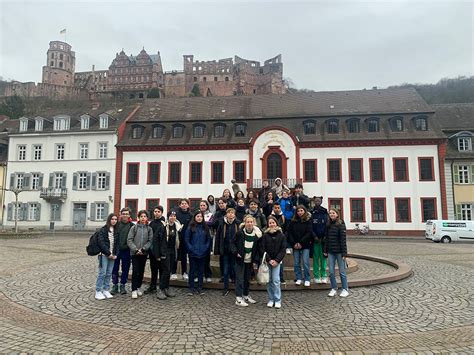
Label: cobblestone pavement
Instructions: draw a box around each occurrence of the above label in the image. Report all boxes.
[0,235,473,354]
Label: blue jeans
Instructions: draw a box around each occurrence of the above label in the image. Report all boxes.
[293,248,310,282]
[189,257,205,291]
[112,249,131,286]
[96,255,115,292]
[267,263,281,303]
[328,253,348,291]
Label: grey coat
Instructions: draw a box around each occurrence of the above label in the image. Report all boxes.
[127,223,153,255]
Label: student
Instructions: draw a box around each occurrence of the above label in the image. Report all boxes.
[235,198,247,222]
[127,210,153,299]
[207,195,216,215]
[155,210,182,299]
[287,205,313,287]
[258,179,272,206]
[234,190,245,203]
[277,189,293,254]
[231,215,261,307]
[259,215,286,309]
[145,206,166,294]
[210,198,228,282]
[222,189,236,208]
[199,200,213,282]
[95,213,118,300]
[311,197,329,284]
[215,208,239,295]
[291,183,310,210]
[270,202,287,283]
[176,199,193,281]
[324,208,349,298]
[111,207,134,295]
[262,191,275,218]
[272,177,288,199]
[185,211,211,295]
[245,190,258,206]
[247,199,267,231]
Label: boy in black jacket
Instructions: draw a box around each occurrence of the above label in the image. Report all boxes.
[175,199,193,281]
[145,206,166,294]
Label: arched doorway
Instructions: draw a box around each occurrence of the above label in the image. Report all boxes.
[262,147,287,180]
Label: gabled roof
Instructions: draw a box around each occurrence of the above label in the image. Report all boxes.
[431,103,474,131]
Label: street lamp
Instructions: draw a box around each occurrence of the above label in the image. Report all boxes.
[0,186,24,234]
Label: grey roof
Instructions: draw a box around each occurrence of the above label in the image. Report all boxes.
[431,103,474,131]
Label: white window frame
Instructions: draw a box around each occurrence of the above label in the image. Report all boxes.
[458,137,472,152]
[32,173,40,190]
[53,117,70,131]
[98,142,108,159]
[56,144,65,160]
[28,203,38,221]
[460,204,473,220]
[16,173,24,189]
[99,115,108,129]
[458,165,470,184]
[35,118,43,132]
[80,116,90,130]
[18,145,26,161]
[19,119,28,132]
[96,202,106,220]
[78,172,88,190]
[33,145,42,161]
[54,173,63,189]
[79,143,89,159]
[97,172,107,190]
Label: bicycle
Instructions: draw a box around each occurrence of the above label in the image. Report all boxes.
[353,223,370,235]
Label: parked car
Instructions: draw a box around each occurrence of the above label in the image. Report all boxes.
[425,220,474,243]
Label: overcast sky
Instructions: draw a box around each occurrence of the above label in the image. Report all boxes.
[0,0,472,91]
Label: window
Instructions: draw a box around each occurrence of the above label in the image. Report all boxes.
[78,172,88,190]
[390,117,404,132]
[418,157,434,181]
[421,198,437,222]
[99,114,109,129]
[328,198,344,220]
[126,163,139,185]
[347,118,360,133]
[453,165,471,184]
[18,145,26,161]
[80,115,90,129]
[35,118,44,131]
[28,203,39,221]
[211,161,224,184]
[31,173,41,190]
[79,143,88,159]
[147,162,160,184]
[56,144,65,160]
[95,202,107,221]
[172,124,184,138]
[16,173,24,189]
[233,161,246,183]
[19,118,28,132]
[395,198,411,222]
[303,120,316,135]
[98,143,108,159]
[193,124,205,138]
[189,162,203,184]
[33,145,42,160]
[393,158,409,182]
[167,162,181,184]
[327,120,339,134]
[458,137,472,151]
[152,125,164,138]
[131,125,144,139]
[97,172,107,190]
[167,198,181,213]
[53,173,64,189]
[327,159,341,182]
[53,117,70,131]
[349,159,363,182]
[370,158,385,182]
[303,159,317,182]
[146,199,161,217]
[235,122,246,137]
[214,124,226,138]
[125,199,138,220]
[371,198,386,222]
[350,198,365,222]
[367,118,380,132]
[456,203,473,220]
[414,116,428,131]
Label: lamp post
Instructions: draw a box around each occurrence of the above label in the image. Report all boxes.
[0,187,24,234]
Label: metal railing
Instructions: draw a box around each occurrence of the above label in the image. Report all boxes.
[246,178,302,190]
[40,187,68,200]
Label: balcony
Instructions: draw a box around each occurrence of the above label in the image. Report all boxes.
[40,187,67,202]
[246,178,302,190]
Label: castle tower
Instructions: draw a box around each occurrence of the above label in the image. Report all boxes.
[42,41,76,86]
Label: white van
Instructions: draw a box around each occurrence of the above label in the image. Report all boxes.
[425,220,474,243]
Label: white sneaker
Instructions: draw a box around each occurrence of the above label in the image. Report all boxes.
[136,288,143,296]
[316,278,322,284]
[267,301,274,308]
[286,248,292,255]
[170,274,178,280]
[295,279,302,286]
[274,302,282,309]
[206,277,212,282]
[95,291,105,300]
[183,273,189,281]
[131,290,138,299]
[194,278,198,282]
[304,280,310,287]
[321,277,328,284]
[102,290,113,299]
[244,295,257,304]
[328,289,337,297]
[235,297,249,307]
[339,289,349,298]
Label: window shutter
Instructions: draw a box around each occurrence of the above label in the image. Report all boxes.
[104,203,109,218]
[57,204,62,221]
[105,173,110,190]
[453,165,459,184]
[10,174,15,189]
[86,173,92,190]
[23,174,31,190]
[91,173,97,190]
[7,203,12,221]
[455,204,462,220]
[61,173,67,188]
[38,174,44,189]
[471,165,474,184]
[90,203,96,221]
[72,173,78,190]
[49,173,54,188]
[36,203,41,221]
[20,203,28,221]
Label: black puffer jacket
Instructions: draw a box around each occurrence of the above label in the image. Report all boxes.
[324,219,347,256]
[97,225,119,256]
[259,227,286,264]
[287,212,313,249]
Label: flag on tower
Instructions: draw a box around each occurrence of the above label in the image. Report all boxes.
[60,29,66,34]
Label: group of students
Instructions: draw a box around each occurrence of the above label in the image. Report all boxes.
[94,180,349,308]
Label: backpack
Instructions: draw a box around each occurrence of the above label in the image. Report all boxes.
[86,230,101,256]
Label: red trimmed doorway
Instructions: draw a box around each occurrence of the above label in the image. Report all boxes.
[262,147,287,180]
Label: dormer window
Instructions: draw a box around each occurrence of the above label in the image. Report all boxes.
[303,120,316,135]
[327,119,339,134]
[214,123,226,138]
[80,114,90,130]
[347,118,360,133]
[235,122,247,137]
[19,117,29,132]
[193,124,205,138]
[458,137,472,151]
[34,117,44,132]
[99,114,109,129]
[152,124,164,138]
[414,116,428,131]
[390,116,404,132]
[367,118,380,132]
[172,124,184,138]
[53,115,70,131]
[131,125,144,139]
